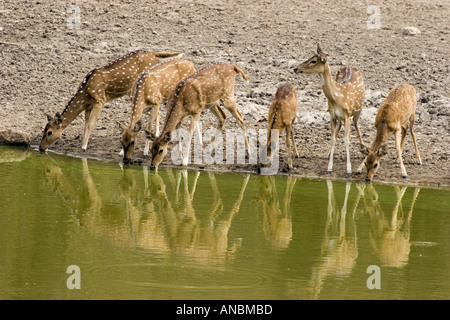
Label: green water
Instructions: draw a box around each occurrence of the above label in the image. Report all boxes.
[0,146,449,300]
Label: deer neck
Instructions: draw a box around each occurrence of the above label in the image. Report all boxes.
[160,105,185,138]
[320,63,341,104]
[371,120,389,151]
[60,92,91,128]
[129,100,145,129]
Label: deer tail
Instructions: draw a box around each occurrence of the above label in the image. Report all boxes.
[153,52,183,58]
[233,65,249,82]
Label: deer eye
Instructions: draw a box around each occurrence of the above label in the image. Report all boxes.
[374,163,378,168]
[158,149,164,154]
[47,131,53,136]
[130,141,135,146]
[310,60,317,64]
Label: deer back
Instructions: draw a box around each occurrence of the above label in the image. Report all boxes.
[269,83,298,129]
[375,84,416,132]
[335,66,365,113]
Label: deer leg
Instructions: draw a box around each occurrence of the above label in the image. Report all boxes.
[395,130,407,178]
[327,117,339,173]
[210,103,227,130]
[344,117,352,175]
[409,116,422,165]
[175,122,183,160]
[286,125,292,169]
[195,118,202,146]
[183,114,199,166]
[82,107,92,150]
[395,127,407,163]
[353,110,366,149]
[82,102,103,150]
[144,104,159,157]
[289,124,299,159]
[210,103,226,154]
[356,157,366,175]
[222,97,251,157]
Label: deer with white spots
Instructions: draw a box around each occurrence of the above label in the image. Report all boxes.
[294,44,365,175]
[117,58,196,163]
[356,84,422,182]
[39,50,182,151]
[263,83,299,170]
[146,63,249,169]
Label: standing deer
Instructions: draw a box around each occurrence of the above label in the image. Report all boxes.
[294,44,365,175]
[356,84,422,181]
[263,83,299,170]
[117,58,196,163]
[146,63,249,169]
[39,50,182,151]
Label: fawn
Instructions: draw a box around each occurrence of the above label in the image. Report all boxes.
[263,83,299,170]
[356,84,422,181]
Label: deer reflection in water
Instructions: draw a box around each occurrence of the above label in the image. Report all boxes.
[256,175,297,250]
[304,181,420,298]
[42,156,249,265]
[365,184,420,268]
[306,180,362,299]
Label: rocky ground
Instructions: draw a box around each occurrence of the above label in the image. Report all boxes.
[1,0,449,186]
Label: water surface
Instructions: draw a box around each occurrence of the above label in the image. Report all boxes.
[0,146,448,299]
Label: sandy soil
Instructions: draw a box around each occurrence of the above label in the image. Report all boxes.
[1,0,449,186]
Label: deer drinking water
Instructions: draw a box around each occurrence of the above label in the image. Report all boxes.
[117,58,196,163]
[263,83,299,170]
[39,50,181,151]
[356,84,422,182]
[146,63,249,169]
[294,45,365,175]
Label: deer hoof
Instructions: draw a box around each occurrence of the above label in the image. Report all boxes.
[402,175,408,179]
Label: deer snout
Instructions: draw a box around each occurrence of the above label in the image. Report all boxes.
[293,68,303,74]
[365,177,371,183]
[122,158,131,164]
[150,164,156,170]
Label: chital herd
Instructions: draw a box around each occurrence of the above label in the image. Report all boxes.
[40,46,422,182]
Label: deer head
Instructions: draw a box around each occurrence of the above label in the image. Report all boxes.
[147,130,172,170]
[362,146,388,182]
[119,120,142,163]
[39,113,64,151]
[294,44,328,74]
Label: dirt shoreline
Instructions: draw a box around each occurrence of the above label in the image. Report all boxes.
[1,0,449,186]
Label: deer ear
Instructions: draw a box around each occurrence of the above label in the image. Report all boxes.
[361,146,370,155]
[317,44,322,54]
[46,113,53,122]
[134,119,142,133]
[54,112,62,125]
[146,130,155,141]
[378,146,388,157]
[118,122,127,132]
[163,132,172,142]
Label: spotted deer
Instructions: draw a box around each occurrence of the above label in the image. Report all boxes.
[117,58,196,163]
[146,63,249,169]
[39,50,182,151]
[263,83,299,170]
[294,44,365,175]
[356,84,422,181]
